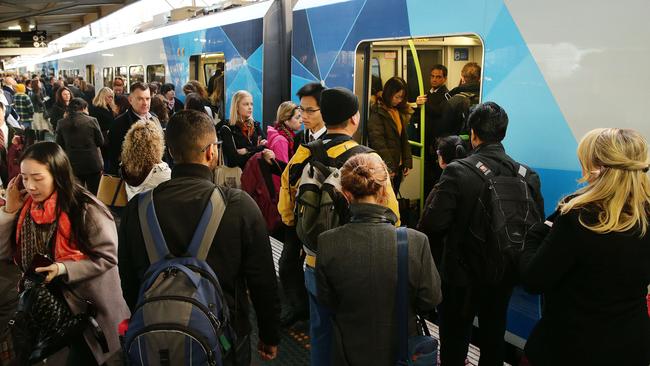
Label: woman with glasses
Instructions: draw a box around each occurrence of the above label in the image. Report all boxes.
[120,120,171,201]
[367,77,413,193]
[220,90,266,169]
[520,128,650,366]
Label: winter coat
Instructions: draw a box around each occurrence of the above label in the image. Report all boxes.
[316,203,441,365]
[55,111,104,175]
[367,102,412,174]
[219,122,265,169]
[266,126,293,192]
[0,197,131,365]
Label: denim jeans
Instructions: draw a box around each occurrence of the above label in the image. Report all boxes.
[304,265,332,366]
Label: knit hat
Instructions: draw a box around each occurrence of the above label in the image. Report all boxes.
[320,87,359,126]
[14,84,26,94]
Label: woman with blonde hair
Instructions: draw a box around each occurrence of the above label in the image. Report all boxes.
[316,153,441,365]
[120,120,171,200]
[520,128,650,366]
[266,101,301,190]
[219,90,266,169]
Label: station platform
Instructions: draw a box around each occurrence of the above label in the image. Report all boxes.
[248,237,510,366]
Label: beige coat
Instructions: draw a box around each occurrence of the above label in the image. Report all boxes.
[0,195,130,364]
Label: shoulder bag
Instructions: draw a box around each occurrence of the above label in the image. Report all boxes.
[214,126,242,189]
[97,174,127,207]
[395,226,438,366]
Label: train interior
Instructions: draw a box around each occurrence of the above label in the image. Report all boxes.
[355,35,484,210]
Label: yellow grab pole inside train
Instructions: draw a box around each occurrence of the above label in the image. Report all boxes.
[407,39,425,211]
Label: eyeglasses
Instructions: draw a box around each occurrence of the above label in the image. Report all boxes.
[200,140,221,152]
[298,106,320,115]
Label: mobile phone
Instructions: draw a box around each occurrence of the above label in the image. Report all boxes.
[25,254,53,283]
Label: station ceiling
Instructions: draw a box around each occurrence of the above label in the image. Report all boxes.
[0,0,136,60]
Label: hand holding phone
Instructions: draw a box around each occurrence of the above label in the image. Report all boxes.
[26,254,54,283]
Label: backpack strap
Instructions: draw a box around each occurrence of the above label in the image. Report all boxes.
[186,187,227,260]
[457,154,495,181]
[138,190,170,264]
[395,226,409,365]
[334,144,373,168]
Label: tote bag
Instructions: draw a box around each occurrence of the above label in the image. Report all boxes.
[96,174,128,207]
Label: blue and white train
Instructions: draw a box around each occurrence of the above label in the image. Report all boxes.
[8,0,650,348]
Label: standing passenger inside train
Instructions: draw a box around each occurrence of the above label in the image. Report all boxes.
[55,98,104,195]
[120,120,171,201]
[316,153,441,365]
[367,76,413,193]
[220,90,266,169]
[520,128,650,366]
[294,82,327,153]
[160,83,184,116]
[0,142,130,365]
[118,110,280,365]
[49,86,71,131]
[112,77,125,96]
[107,82,159,174]
[419,102,544,366]
[89,87,115,171]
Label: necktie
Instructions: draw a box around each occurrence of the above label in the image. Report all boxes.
[309,133,315,142]
[0,128,5,150]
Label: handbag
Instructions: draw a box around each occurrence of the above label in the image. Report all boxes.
[395,227,438,366]
[213,126,242,189]
[96,174,127,207]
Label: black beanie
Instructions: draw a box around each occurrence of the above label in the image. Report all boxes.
[320,87,359,126]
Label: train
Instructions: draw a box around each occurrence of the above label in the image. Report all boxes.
[6,0,650,349]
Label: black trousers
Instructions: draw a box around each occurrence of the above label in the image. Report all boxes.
[278,225,308,315]
[439,281,514,366]
[76,171,102,195]
[0,261,20,327]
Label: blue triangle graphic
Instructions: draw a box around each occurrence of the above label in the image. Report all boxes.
[292,56,318,82]
[291,75,316,105]
[222,18,263,60]
[307,0,365,80]
[247,45,264,72]
[227,66,263,122]
[293,9,321,80]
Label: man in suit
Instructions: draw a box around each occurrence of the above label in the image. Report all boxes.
[412,64,456,197]
[292,82,327,154]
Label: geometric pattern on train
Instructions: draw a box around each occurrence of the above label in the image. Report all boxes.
[163,18,265,121]
[293,0,582,215]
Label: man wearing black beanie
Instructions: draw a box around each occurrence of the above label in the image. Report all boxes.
[278,86,400,366]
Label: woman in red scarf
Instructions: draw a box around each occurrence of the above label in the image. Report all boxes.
[219,90,268,169]
[0,142,130,365]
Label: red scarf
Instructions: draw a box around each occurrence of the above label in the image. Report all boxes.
[238,119,255,141]
[15,191,88,264]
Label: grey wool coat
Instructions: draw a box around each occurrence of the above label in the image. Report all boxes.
[316,203,442,366]
[0,194,130,365]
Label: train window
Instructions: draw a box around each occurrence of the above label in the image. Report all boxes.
[146,65,165,83]
[189,52,225,88]
[116,66,127,79]
[103,67,114,88]
[129,65,144,86]
[72,69,80,76]
[355,35,484,204]
[85,65,95,86]
[48,67,55,77]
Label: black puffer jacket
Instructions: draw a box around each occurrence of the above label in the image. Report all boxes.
[417,143,544,285]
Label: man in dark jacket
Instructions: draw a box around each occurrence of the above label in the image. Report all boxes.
[417,102,544,366]
[412,65,456,196]
[118,110,280,365]
[447,62,481,134]
[107,82,159,174]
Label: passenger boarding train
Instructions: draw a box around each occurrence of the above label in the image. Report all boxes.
[8,0,650,349]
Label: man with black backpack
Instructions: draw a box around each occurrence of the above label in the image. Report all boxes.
[278,87,400,366]
[118,110,280,366]
[418,102,544,366]
[447,62,481,136]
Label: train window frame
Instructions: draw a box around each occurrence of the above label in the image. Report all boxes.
[129,65,145,90]
[146,64,165,84]
[103,67,114,88]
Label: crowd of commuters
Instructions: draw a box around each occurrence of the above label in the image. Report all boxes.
[0,65,646,366]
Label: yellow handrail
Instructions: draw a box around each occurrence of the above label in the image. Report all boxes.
[407,39,425,211]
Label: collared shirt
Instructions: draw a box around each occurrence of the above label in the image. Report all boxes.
[430,85,446,94]
[309,125,327,141]
[136,111,153,121]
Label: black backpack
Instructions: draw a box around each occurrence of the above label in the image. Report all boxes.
[458,155,542,283]
[446,91,479,136]
[294,137,372,254]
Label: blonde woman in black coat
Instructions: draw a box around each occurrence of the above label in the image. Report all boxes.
[316,153,441,366]
[520,128,650,366]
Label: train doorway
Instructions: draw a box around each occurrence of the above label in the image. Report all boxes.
[355,35,484,215]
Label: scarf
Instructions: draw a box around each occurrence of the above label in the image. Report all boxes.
[274,121,296,156]
[238,119,255,141]
[15,191,88,268]
[383,103,403,136]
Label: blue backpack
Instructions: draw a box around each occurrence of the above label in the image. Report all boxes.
[124,188,235,366]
